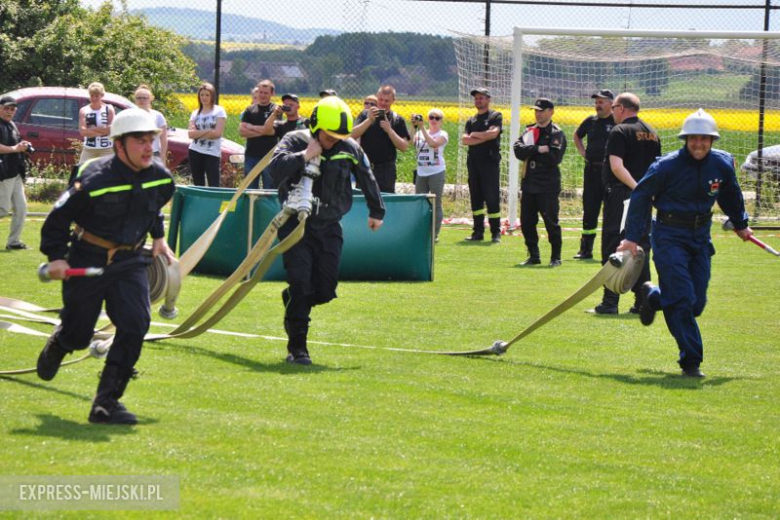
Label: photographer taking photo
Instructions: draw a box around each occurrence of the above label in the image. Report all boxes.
[412,109,448,242]
[0,95,32,250]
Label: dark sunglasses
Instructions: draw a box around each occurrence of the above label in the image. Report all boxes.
[364,102,376,107]
[428,115,442,120]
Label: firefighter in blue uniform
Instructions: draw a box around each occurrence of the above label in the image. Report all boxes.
[36,108,176,423]
[618,109,752,378]
[270,96,385,365]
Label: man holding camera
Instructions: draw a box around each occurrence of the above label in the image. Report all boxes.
[274,94,309,139]
[0,95,31,250]
[239,79,282,189]
[351,85,411,193]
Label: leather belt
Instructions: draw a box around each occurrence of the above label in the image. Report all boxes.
[74,226,143,265]
[656,211,713,229]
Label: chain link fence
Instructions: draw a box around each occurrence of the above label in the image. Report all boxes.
[3,0,780,218]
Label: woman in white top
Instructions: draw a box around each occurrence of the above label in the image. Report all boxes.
[78,82,115,163]
[188,82,226,187]
[412,108,448,241]
[133,84,168,164]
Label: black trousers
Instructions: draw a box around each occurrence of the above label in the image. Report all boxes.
[372,161,397,193]
[581,162,604,233]
[601,183,651,295]
[57,244,150,372]
[467,155,500,226]
[189,149,221,187]
[520,191,562,258]
[279,220,344,332]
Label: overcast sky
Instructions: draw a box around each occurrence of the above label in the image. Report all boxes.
[81,0,775,38]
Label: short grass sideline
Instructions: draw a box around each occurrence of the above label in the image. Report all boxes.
[1,218,778,517]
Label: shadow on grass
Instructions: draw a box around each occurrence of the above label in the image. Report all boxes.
[10,413,145,441]
[151,342,359,375]
[0,375,92,402]
[474,359,737,389]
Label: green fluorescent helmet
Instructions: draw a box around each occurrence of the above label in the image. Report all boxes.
[309,96,353,140]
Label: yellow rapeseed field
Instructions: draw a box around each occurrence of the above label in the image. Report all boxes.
[176,94,780,132]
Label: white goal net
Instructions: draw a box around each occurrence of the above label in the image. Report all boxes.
[453,27,780,223]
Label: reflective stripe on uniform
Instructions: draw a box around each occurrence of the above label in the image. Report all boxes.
[324,153,358,165]
[487,212,501,218]
[473,209,486,216]
[142,178,174,189]
[89,178,173,198]
[582,228,598,235]
[89,184,132,197]
[76,158,100,179]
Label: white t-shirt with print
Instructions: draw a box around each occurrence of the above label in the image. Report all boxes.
[188,105,227,158]
[414,129,448,177]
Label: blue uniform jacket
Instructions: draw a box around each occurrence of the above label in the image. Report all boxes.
[269,130,386,229]
[40,156,175,262]
[625,145,749,244]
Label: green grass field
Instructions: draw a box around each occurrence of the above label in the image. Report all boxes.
[1,215,779,517]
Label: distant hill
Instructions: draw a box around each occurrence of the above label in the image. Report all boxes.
[131,7,341,45]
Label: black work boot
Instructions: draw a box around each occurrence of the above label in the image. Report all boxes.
[88,365,138,425]
[37,332,70,381]
[521,245,541,266]
[549,244,562,267]
[573,235,595,259]
[489,218,501,244]
[592,289,619,314]
[285,323,312,366]
[465,215,485,241]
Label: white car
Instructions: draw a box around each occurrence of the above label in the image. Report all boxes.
[741,144,780,181]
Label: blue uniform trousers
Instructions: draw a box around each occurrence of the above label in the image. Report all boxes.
[56,243,151,372]
[279,219,343,334]
[649,223,714,370]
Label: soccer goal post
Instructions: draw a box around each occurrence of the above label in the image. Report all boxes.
[453,27,780,224]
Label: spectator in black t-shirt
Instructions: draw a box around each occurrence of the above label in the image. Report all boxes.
[239,79,282,189]
[351,85,411,193]
[572,89,615,260]
[591,92,661,315]
[462,87,503,243]
[274,94,310,139]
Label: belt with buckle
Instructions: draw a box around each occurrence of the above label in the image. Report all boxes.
[74,226,143,264]
[656,211,713,229]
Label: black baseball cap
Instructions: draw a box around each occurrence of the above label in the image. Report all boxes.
[319,89,337,97]
[470,87,491,98]
[281,94,299,103]
[532,98,554,111]
[591,89,614,100]
[0,95,18,107]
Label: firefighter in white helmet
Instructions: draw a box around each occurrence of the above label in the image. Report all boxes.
[37,107,176,424]
[618,109,753,378]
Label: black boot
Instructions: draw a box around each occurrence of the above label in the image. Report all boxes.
[465,214,485,241]
[88,365,138,425]
[37,331,70,381]
[285,323,312,365]
[489,217,501,244]
[549,244,562,267]
[574,234,595,259]
[592,288,619,314]
[521,245,541,266]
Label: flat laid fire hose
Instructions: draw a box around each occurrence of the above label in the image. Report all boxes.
[0,147,317,375]
[392,248,647,357]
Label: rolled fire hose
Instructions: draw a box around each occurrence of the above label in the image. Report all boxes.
[0,147,292,375]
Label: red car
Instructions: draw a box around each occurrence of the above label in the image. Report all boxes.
[3,86,244,174]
